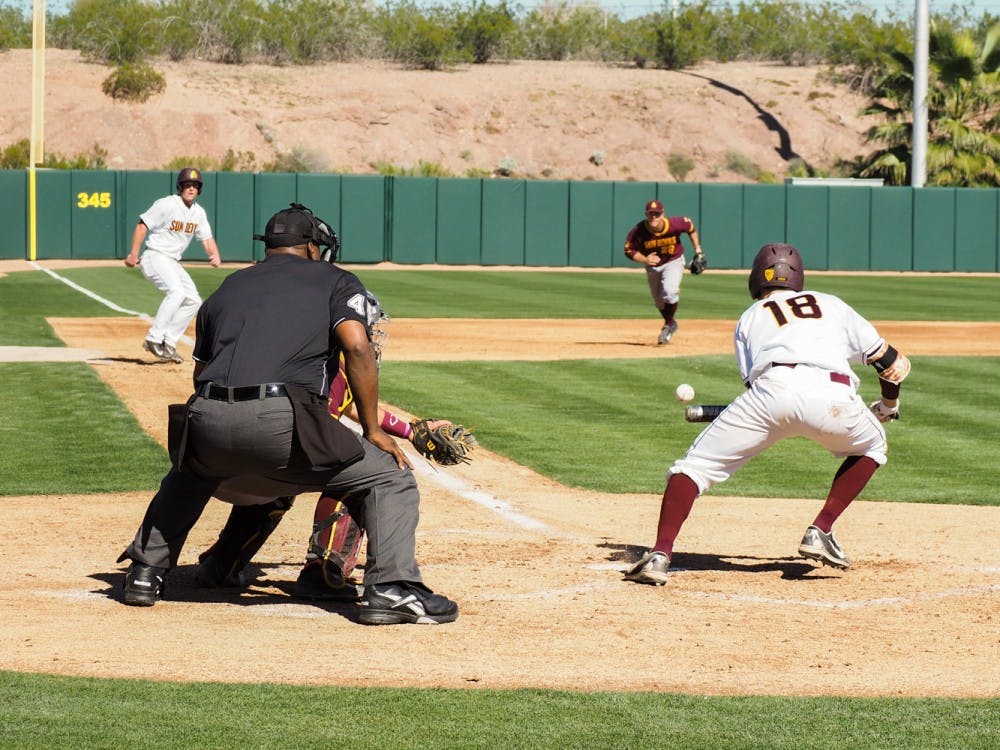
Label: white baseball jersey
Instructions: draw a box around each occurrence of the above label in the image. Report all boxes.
[140,195,213,261]
[670,288,888,493]
[735,289,884,388]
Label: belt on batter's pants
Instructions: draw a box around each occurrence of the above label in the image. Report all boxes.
[771,362,851,386]
[200,383,288,402]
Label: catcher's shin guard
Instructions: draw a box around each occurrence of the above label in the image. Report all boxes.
[196,497,295,586]
[306,494,365,589]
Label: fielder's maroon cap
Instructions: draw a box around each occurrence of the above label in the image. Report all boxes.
[645,199,664,214]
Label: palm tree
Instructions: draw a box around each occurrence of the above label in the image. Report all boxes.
[857,20,1000,186]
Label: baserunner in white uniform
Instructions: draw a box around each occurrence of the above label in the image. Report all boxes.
[124,167,222,363]
[626,243,911,584]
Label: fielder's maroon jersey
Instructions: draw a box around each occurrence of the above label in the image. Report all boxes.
[624,216,695,264]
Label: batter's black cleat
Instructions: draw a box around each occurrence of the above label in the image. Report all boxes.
[123,563,166,606]
[359,582,458,625]
[291,563,361,602]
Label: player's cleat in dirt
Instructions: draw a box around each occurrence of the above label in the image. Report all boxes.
[160,343,184,363]
[291,562,361,602]
[798,525,851,569]
[123,563,166,606]
[657,320,679,345]
[142,339,173,361]
[624,550,670,585]
[359,583,458,625]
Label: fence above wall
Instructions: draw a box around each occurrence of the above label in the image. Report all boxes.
[4,170,998,272]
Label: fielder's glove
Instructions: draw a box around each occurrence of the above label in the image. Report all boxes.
[411,419,478,465]
[869,398,900,422]
[689,252,708,275]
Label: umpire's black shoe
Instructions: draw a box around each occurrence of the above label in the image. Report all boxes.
[123,563,166,606]
[359,582,458,625]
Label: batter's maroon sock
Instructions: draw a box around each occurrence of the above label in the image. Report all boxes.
[660,302,678,324]
[812,456,879,533]
[652,473,700,559]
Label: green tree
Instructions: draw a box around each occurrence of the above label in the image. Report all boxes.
[378,2,461,70]
[858,20,1000,186]
[0,4,30,51]
[454,1,516,64]
[59,0,162,64]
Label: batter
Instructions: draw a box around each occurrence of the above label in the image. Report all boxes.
[626,243,911,584]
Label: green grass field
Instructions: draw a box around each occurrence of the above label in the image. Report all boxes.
[1,264,996,746]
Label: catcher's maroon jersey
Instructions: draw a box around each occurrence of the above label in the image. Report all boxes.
[625,216,695,264]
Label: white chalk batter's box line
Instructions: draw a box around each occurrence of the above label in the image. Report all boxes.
[457,580,1000,608]
[36,579,1000,616]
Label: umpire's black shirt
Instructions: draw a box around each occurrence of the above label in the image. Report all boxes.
[193,253,368,395]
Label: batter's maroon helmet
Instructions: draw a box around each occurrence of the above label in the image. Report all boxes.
[176,167,203,194]
[749,243,805,299]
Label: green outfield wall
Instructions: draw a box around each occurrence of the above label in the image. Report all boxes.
[2,169,998,271]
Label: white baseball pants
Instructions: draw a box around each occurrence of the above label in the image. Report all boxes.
[646,255,685,308]
[670,364,888,494]
[139,250,202,346]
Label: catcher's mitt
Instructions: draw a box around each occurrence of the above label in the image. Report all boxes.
[411,419,478,465]
[689,252,708,275]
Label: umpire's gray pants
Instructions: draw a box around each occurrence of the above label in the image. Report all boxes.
[122,395,422,586]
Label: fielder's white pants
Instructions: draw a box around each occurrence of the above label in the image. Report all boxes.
[670,364,888,494]
[645,255,685,308]
[139,250,202,346]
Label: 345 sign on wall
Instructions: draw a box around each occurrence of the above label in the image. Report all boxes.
[76,191,112,208]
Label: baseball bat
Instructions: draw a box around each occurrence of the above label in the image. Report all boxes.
[684,404,727,423]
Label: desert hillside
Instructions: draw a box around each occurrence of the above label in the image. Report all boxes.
[1,48,876,182]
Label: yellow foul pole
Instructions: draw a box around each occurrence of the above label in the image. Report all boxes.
[29,0,46,261]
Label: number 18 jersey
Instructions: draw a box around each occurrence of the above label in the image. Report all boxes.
[734,289,884,388]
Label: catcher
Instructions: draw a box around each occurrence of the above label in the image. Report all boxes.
[195,290,477,600]
[624,198,706,345]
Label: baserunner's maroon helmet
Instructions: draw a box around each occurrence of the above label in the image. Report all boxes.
[749,243,805,299]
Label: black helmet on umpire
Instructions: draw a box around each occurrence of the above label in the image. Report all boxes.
[749,243,805,299]
[176,167,203,194]
[255,203,341,260]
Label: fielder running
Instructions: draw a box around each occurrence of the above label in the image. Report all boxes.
[125,167,222,364]
[624,199,706,345]
[626,243,911,584]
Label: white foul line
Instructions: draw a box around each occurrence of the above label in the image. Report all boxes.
[340,416,556,534]
[29,261,195,346]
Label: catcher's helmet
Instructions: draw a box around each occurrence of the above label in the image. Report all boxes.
[176,167,203,194]
[255,203,340,259]
[749,243,805,299]
[363,290,390,368]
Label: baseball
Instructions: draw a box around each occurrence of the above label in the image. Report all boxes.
[675,383,695,402]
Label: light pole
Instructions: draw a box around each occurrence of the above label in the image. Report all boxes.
[912,0,929,187]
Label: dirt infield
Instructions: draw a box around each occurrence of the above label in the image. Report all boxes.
[1,314,997,697]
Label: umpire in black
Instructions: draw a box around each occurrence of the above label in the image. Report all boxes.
[118,203,458,625]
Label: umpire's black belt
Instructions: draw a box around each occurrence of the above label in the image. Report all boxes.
[200,383,288,402]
